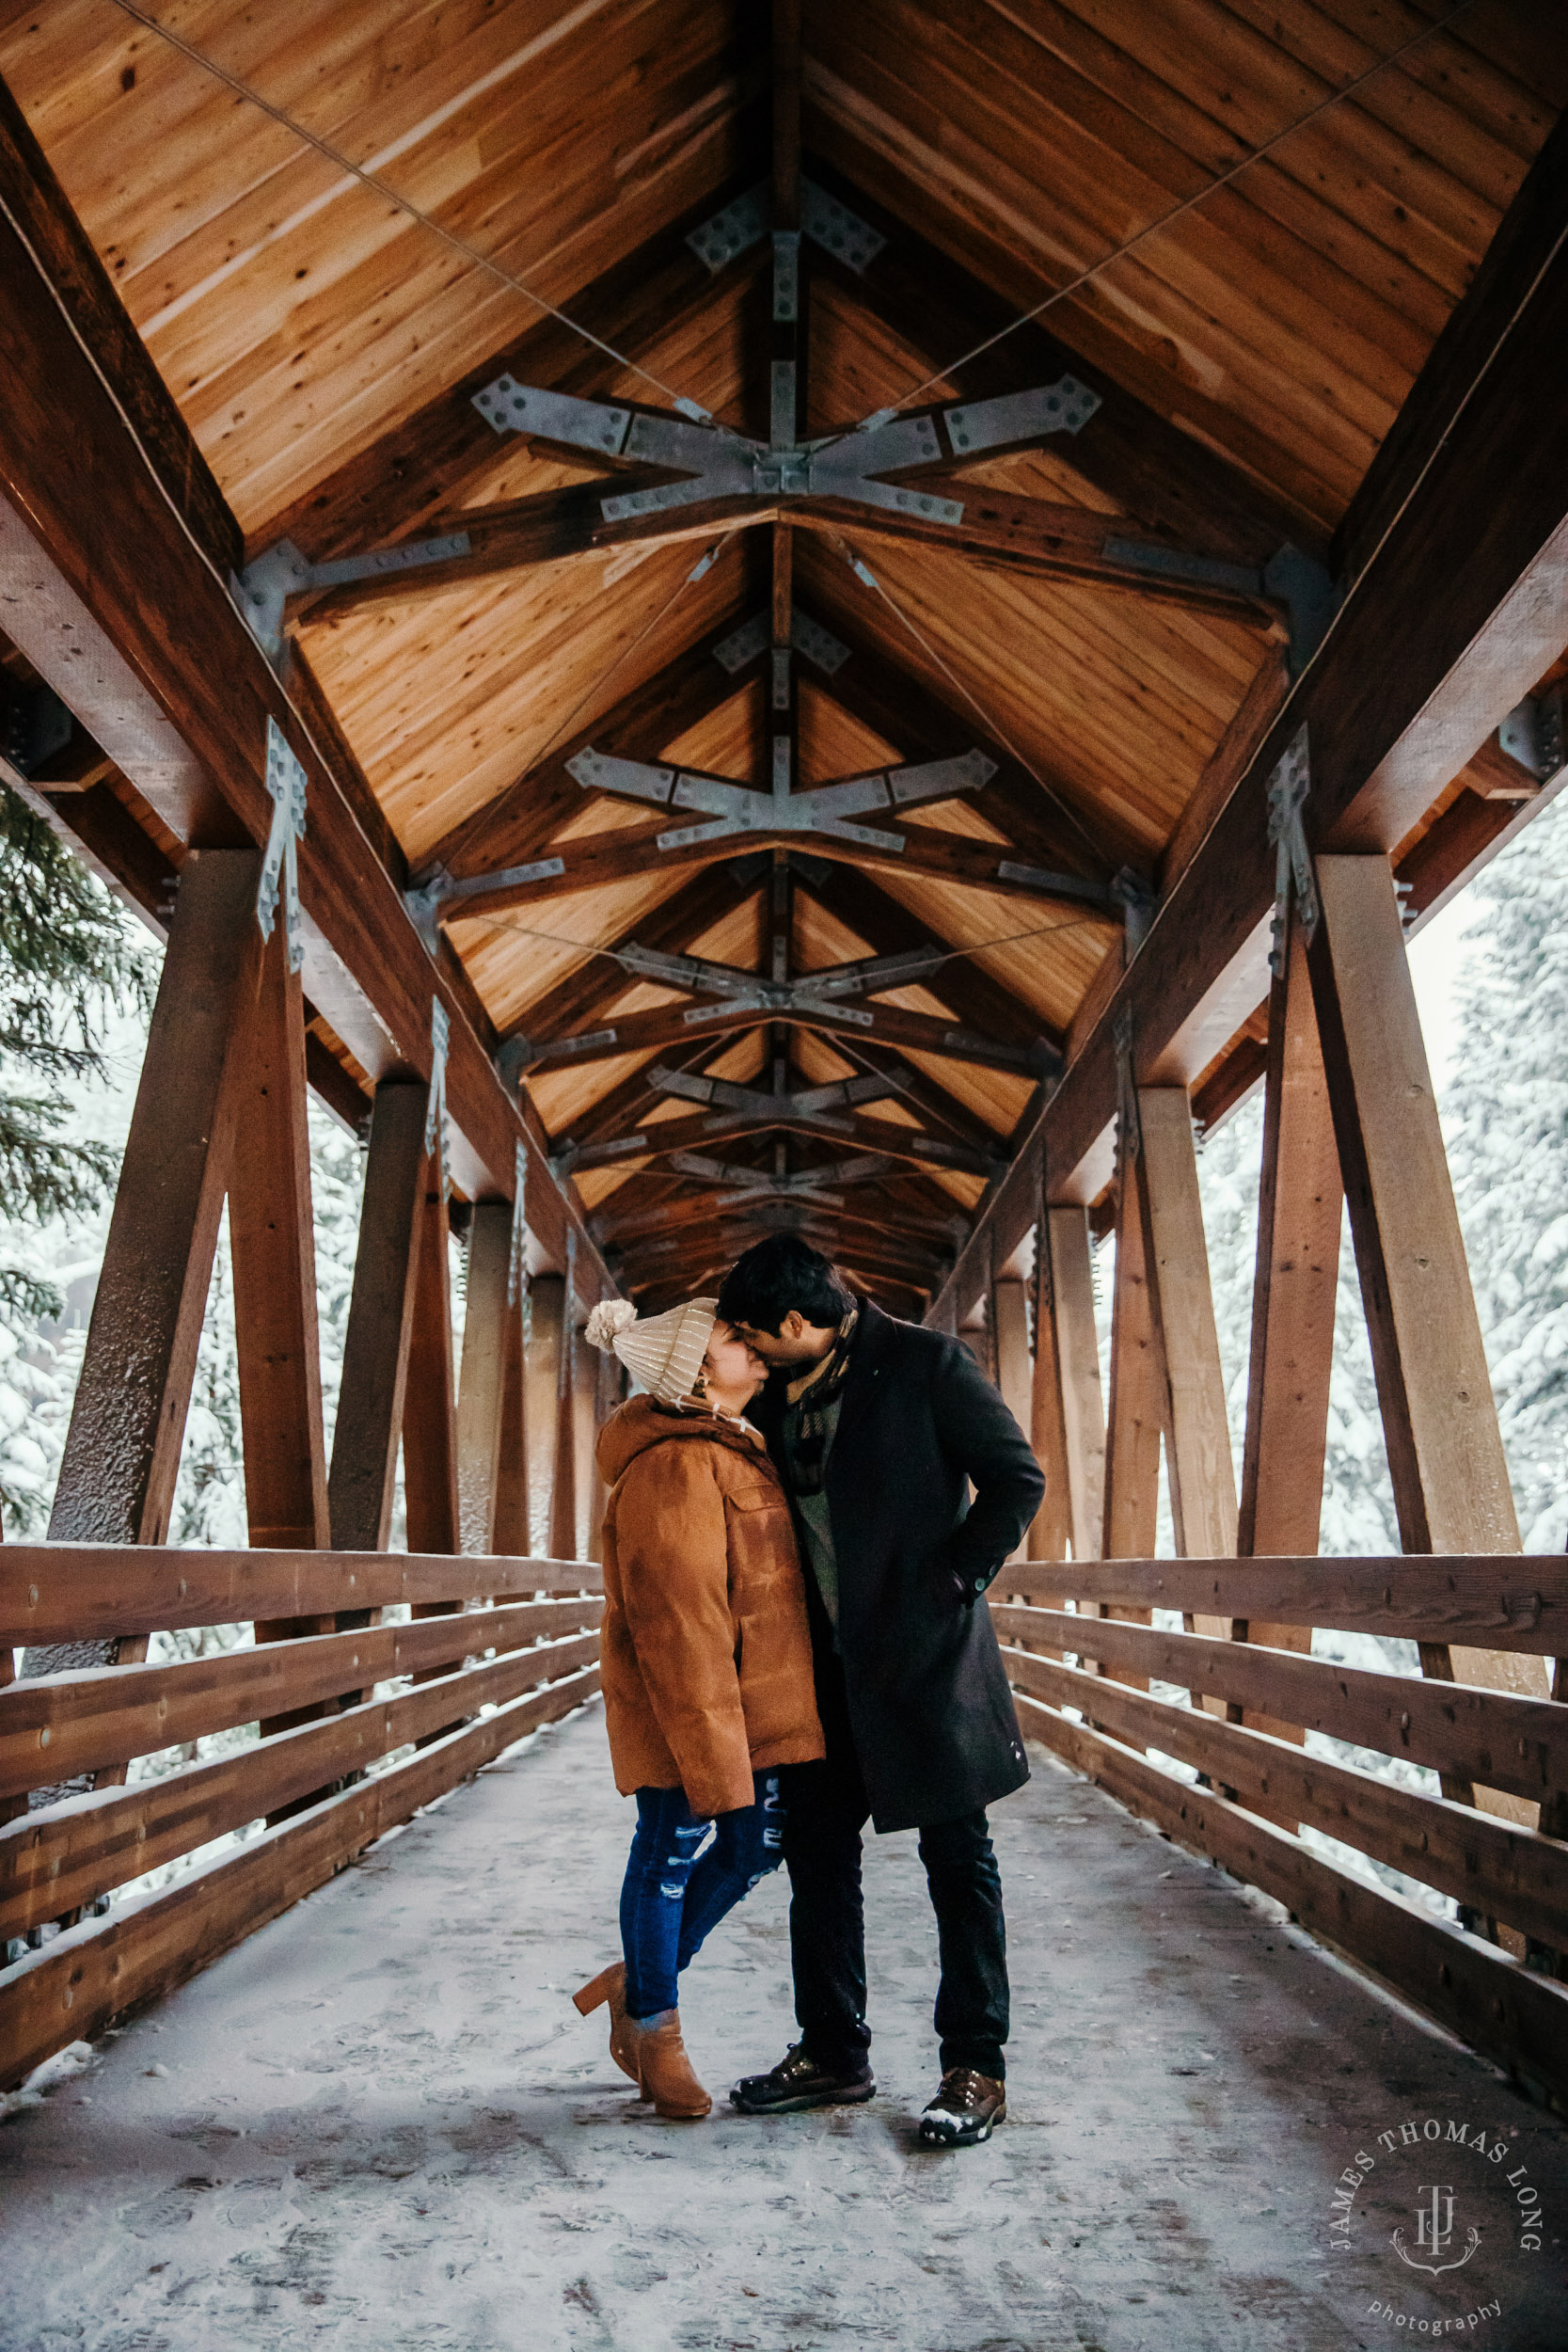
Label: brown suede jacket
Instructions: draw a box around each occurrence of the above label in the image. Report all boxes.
[595,1395,825,1817]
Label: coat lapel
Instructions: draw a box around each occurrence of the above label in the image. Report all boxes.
[829,1300,893,1454]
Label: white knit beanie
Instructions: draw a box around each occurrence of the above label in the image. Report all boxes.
[584,1295,719,1405]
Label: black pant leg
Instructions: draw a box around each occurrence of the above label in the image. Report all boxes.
[780,1661,872,2072]
[918,1808,1009,2080]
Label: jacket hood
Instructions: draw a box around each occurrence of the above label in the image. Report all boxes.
[595,1392,769,1486]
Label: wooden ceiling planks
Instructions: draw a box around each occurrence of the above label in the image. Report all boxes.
[0,0,752,527]
[4,0,1561,1304]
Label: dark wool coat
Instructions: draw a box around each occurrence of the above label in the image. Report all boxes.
[753,1301,1045,1834]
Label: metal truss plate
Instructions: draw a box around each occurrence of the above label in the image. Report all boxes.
[713,611,770,674]
[1101,538,1262,597]
[888,750,996,804]
[687,183,768,272]
[801,181,885,273]
[772,231,800,323]
[993,860,1116,906]
[308,532,472,592]
[471,374,632,456]
[567,750,675,803]
[815,412,942,481]
[943,374,1101,455]
[790,607,850,674]
[825,475,964,526]
[1499,686,1567,781]
[623,413,757,472]
[800,946,946,998]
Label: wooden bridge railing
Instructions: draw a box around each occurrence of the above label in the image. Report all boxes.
[0,1545,604,2091]
[993,1553,1568,2111]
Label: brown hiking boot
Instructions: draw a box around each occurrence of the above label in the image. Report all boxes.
[919,2068,1006,2147]
[626,2010,711,2120]
[572,1962,640,2087]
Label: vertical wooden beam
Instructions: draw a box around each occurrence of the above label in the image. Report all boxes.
[573,1323,603,1563]
[528,1273,565,1558]
[1095,1152,1163,1697]
[1307,856,1549,1831]
[1137,1089,1239,1565]
[549,1250,579,1563]
[1234,904,1342,1757]
[40,851,261,1573]
[772,0,801,227]
[993,1276,1033,1565]
[231,920,334,1755]
[455,1201,513,1556]
[1028,1220,1075,1566]
[1048,1206,1106,1565]
[326,1084,427,1554]
[230,920,329,1555]
[1101,1155,1162,1563]
[491,1286,531,1558]
[1240,907,1342,1560]
[402,1190,459,1556]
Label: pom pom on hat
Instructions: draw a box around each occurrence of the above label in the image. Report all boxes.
[584,1299,638,1351]
[585,1294,719,1405]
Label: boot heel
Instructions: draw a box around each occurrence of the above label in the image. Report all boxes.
[573,1963,619,2018]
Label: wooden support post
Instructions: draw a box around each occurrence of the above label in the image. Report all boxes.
[1136,1087,1240,1752]
[1137,1089,1238,1565]
[455,1202,514,1557]
[326,1084,427,1555]
[549,1253,579,1564]
[1041,1206,1105,1565]
[573,1324,603,1564]
[40,851,261,1574]
[1101,1154,1162,1565]
[491,1286,531,1558]
[1236,903,1343,1754]
[402,1190,459,1557]
[230,921,328,1555]
[1095,1152,1163,1698]
[1307,857,1550,1846]
[992,1276,1033,1566]
[230,919,335,1754]
[1028,1222,1075,1568]
[527,1273,565,1559]
[1241,906,1341,1558]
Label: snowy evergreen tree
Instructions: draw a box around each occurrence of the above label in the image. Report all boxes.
[0,789,151,1525]
[1440,790,1568,1552]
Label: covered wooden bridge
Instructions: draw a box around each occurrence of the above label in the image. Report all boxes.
[2,2,1568,2342]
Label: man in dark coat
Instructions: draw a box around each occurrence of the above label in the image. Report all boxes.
[716,1233,1045,2147]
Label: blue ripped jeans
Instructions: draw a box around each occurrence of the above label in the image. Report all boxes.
[619,1772,785,2020]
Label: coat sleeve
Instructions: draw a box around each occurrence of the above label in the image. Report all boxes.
[614,1444,754,1817]
[933,1341,1047,1600]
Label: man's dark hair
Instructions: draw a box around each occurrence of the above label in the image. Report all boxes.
[717,1233,856,1334]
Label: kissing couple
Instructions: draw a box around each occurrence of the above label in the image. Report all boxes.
[570,1232,1045,2148]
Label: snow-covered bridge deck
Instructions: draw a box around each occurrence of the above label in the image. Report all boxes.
[4,1700,1565,2352]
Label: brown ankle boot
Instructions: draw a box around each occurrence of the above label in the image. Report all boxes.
[626,2010,711,2120]
[572,1963,641,2087]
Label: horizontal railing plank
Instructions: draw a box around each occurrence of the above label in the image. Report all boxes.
[0,1634,601,1940]
[990,1605,1567,1804]
[0,1597,602,1798]
[995,1556,1568,1654]
[0,1547,604,1646]
[1012,1692,1568,2108]
[0,1665,601,2090]
[1000,1646,1568,1950]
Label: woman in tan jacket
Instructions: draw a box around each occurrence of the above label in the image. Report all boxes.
[573,1295,824,2121]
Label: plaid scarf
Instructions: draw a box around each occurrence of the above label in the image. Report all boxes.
[783,1309,859,1495]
